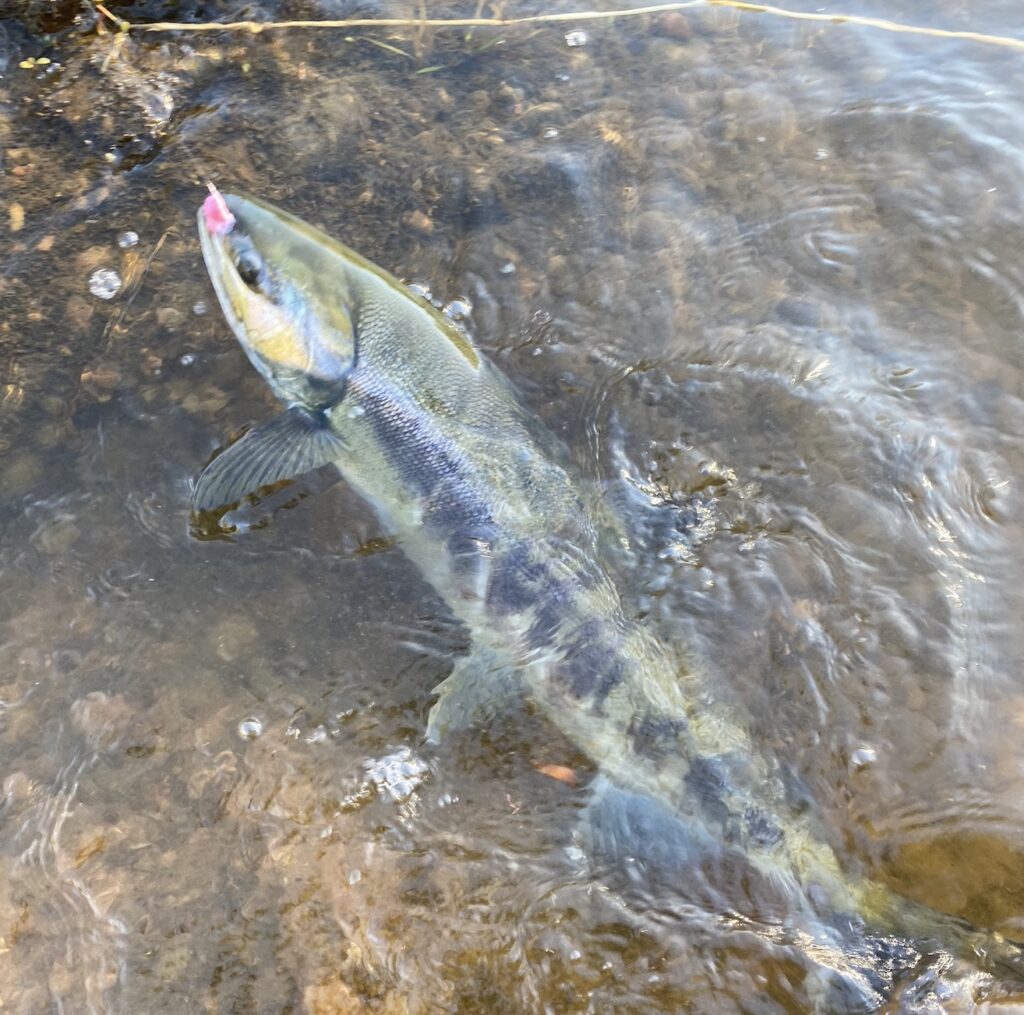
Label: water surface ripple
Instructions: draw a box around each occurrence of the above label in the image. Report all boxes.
[2,0,1024,1010]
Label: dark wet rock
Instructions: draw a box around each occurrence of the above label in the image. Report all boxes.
[2,0,87,34]
[51,648,82,673]
[70,691,137,749]
[21,31,205,179]
[633,210,673,252]
[654,11,694,42]
[281,0,386,17]
[0,21,18,75]
[500,148,595,209]
[71,400,102,430]
[776,296,829,329]
[2,453,42,497]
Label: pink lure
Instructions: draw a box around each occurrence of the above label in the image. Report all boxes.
[202,184,235,235]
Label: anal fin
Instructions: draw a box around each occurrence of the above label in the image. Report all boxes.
[425,646,524,745]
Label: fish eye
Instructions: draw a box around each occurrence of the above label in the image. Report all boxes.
[236,249,264,288]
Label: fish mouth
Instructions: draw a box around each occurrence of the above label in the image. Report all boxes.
[202,183,236,236]
[196,186,249,350]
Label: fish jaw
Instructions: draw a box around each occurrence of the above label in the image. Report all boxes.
[196,203,248,352]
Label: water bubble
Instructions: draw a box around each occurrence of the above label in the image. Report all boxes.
[408,282,432,301]
[192,300,207,316]
[851,746,877,770]
[179,353,196,367]
[499,261,516,275]
[348,869,362,885]
[555,72,571,83]
[237,717,263,740]
[88,267,122,300]
[443,298,472,320]
[541,126,560,139]
[117,230,139,249]
[365,746,429,803]
[564,29,588,47]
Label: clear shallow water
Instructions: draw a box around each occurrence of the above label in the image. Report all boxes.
[2,1,1024,1011]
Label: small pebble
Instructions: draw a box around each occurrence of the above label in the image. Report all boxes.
[117,230,139,249]
[156,306,184,329]
[403,209,434,235]
[80,363,121,391]
[88,267,122,300]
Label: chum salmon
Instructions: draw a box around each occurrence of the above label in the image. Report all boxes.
[192,186,1024,1009]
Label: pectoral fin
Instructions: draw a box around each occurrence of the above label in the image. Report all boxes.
[425,647,524,744]
[192,407,345,512]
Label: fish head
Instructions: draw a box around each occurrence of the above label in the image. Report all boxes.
[197,187,356,409]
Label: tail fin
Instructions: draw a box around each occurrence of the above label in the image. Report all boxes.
[579,776,904,1013]
[872,889,1024,987]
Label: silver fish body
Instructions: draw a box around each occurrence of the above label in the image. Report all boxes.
[192,189,1023,997]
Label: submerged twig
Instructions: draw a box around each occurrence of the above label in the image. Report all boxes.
[353,35,414,59]
[102,228,173,344]
[91,0,1024,54]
